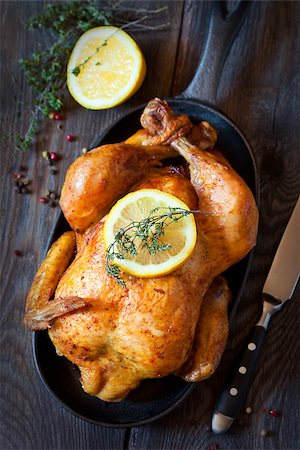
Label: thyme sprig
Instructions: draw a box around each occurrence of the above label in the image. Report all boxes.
[71,39,108,76]
[17,1,168,152]
[105,206,198,287]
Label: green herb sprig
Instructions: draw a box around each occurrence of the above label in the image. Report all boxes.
[105,206,197,287]
[17,1,168,152]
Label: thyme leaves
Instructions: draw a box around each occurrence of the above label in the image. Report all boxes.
[105,207,194,287]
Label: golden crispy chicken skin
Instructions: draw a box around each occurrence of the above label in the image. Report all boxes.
[24,232,88,330]
[25,99,258,401]
[179,275,231,382]
[60,143,177,233]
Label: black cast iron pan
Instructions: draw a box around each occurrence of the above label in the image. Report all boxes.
[33,1,259,427]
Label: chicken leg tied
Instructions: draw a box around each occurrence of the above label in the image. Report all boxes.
[141,98,259,275]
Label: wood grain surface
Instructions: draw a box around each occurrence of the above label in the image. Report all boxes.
[1,1,299,449]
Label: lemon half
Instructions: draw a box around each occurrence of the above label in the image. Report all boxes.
[67,26,146,109]
[104,189,197,278]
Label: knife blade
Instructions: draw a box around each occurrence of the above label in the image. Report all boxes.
[263,198,300,300]
[212,196,300,434]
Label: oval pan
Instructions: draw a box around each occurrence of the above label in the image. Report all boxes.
[33,2,259,427]
[33,98,258,427]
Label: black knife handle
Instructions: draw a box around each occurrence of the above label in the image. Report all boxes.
[215,325,266,419]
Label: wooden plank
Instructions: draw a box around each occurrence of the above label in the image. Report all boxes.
[1,0,300,449]
[0,1,183,449]
[127,1,300,449]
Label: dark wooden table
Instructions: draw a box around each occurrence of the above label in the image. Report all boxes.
[1,1,300,449]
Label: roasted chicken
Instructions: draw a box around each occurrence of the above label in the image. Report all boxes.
[24,99,258,401]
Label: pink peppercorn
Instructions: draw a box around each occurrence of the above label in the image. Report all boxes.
[269,408,281,417]
[208,444,220,450]
[39,197,49,204]
[49,152,59,161]
[66,134,73,142]
[54,113,63,120]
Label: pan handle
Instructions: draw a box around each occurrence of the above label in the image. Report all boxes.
[180,1,250,104]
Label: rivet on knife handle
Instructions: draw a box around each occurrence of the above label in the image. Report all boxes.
[212,299,282,434]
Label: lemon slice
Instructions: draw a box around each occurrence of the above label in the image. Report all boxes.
[104,189,197,278]
[67,26,146,109]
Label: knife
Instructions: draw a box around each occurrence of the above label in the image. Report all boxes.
[212,196,300,434]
